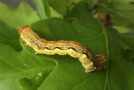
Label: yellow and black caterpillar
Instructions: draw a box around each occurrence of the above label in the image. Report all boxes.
[19,25,107,73]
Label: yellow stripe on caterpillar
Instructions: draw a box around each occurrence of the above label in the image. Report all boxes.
[19,25,107,73]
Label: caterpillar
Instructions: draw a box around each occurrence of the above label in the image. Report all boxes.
[19,25,107,73]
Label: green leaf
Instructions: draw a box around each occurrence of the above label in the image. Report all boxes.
[47,0,66,15]
[33,0,63,19]
[0,21,22,51]
[113,26,129,33]
[0,2,134,90]
[100,1,134,29]
[107,0,134,3]
[121,33,134,63]
[42,0,51,17]
[0,2,40,29]
[33,0,47,19]
[0,21,55,90]
[102,27,134,90]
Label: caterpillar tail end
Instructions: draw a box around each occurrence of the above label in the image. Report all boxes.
[94,54,107,70]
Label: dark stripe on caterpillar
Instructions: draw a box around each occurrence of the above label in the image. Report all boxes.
[19,25,107,73]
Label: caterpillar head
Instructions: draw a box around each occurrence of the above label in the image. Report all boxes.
[19,25,29,35]
[94,54,107,70]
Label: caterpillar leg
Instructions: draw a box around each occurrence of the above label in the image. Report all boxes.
[25,44,29,46]
[83,62,96,73]
[85,67,96,73]
[21,39,24,41]
[34,52,38,55]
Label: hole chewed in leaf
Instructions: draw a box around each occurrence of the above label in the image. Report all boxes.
[19,68,53,90]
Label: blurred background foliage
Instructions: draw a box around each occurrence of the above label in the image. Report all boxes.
[0,0,134,32]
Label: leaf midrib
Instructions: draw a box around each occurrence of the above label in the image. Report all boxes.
[102,26,110,90]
